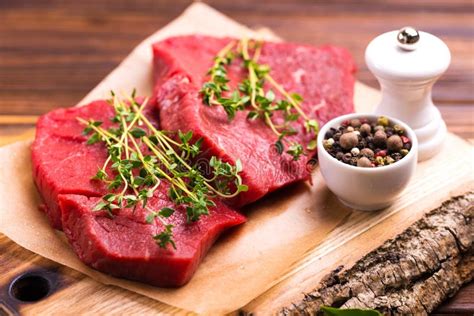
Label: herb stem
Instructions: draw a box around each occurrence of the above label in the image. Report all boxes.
[130,104,181,148]
[132,106,244,200]
[264,112,282,136]
[78,117,119,143]
[241,38,259,110]
[264,74,309,121]
[129,135,162,187]
[217,40,236,59]
[142,137,199,199]
[253,41,262,62]
[132,105,242,198]
[200,38,319,160]
[80,92,248,246]
[116,97,148,155]
[208,40,236,106]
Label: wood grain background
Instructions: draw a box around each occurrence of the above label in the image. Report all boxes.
[0,0,472,314]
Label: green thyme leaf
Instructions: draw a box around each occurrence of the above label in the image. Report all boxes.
[287,142,304,161]
[92,169,107,181]
[130,127,147,138]
[159,207,175,218]
[275,140,284,155]
[247,111,259,120]
[320,306,382,316]
[238,184,249,192]
[79,91,247,250]
[145,212,156,224]
[86,133,100,145]
[153,224,176,249]
[200,38,320,161]
[265,90,275,102]
[291,93,303,103]
[305,119,319,133]
[93,201,108,212]
[235,159,243,173]
[307,139,317,151]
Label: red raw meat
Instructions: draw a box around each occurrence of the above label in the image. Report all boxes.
[59,193,244,287]
[31,100,246,287]
[152,36,356,207]
[32,100,116,229]
[32,99,160,229]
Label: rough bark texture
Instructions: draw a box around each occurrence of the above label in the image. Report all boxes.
[282,192,474,315]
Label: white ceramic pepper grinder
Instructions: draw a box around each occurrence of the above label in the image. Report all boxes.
[365,26,450,161]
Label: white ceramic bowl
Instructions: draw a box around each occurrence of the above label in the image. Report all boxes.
[317,113,418,211]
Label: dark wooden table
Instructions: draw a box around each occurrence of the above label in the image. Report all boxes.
[0,0,472,313]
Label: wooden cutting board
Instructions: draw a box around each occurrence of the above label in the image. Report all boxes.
[0,3,472,315]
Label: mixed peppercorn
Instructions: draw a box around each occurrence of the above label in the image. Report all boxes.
[323,116,412,168]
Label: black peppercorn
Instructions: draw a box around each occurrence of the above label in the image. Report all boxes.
[323,116,411,168]
[358,139,367,149]
[392,152,402,161]
[342,153,352,163]
[350,157,358,166]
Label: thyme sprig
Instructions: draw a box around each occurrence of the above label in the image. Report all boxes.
[200,38,320,160]
[200,41,251,119]
[79,92,248,249]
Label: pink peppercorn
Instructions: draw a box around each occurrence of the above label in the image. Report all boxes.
[375,150,387,158]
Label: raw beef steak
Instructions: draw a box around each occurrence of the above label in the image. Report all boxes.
[152,36,356,207]
[59,193,245,287]
[32,100,117,229]
[32,100,246,287]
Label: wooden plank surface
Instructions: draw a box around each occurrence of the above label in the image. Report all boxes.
[0,1,472,314]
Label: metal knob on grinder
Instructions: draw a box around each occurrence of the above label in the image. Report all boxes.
[365,26,450,161]
[397,26,420,50]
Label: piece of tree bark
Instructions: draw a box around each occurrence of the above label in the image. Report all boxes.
[281,192,473,315]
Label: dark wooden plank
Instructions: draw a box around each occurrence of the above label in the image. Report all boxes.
[0,234,175,315]
[434,282,474,315]
[0,0,472,115]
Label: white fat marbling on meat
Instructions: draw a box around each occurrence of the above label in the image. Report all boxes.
[292,69,306,84]
[296,47,309,54]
